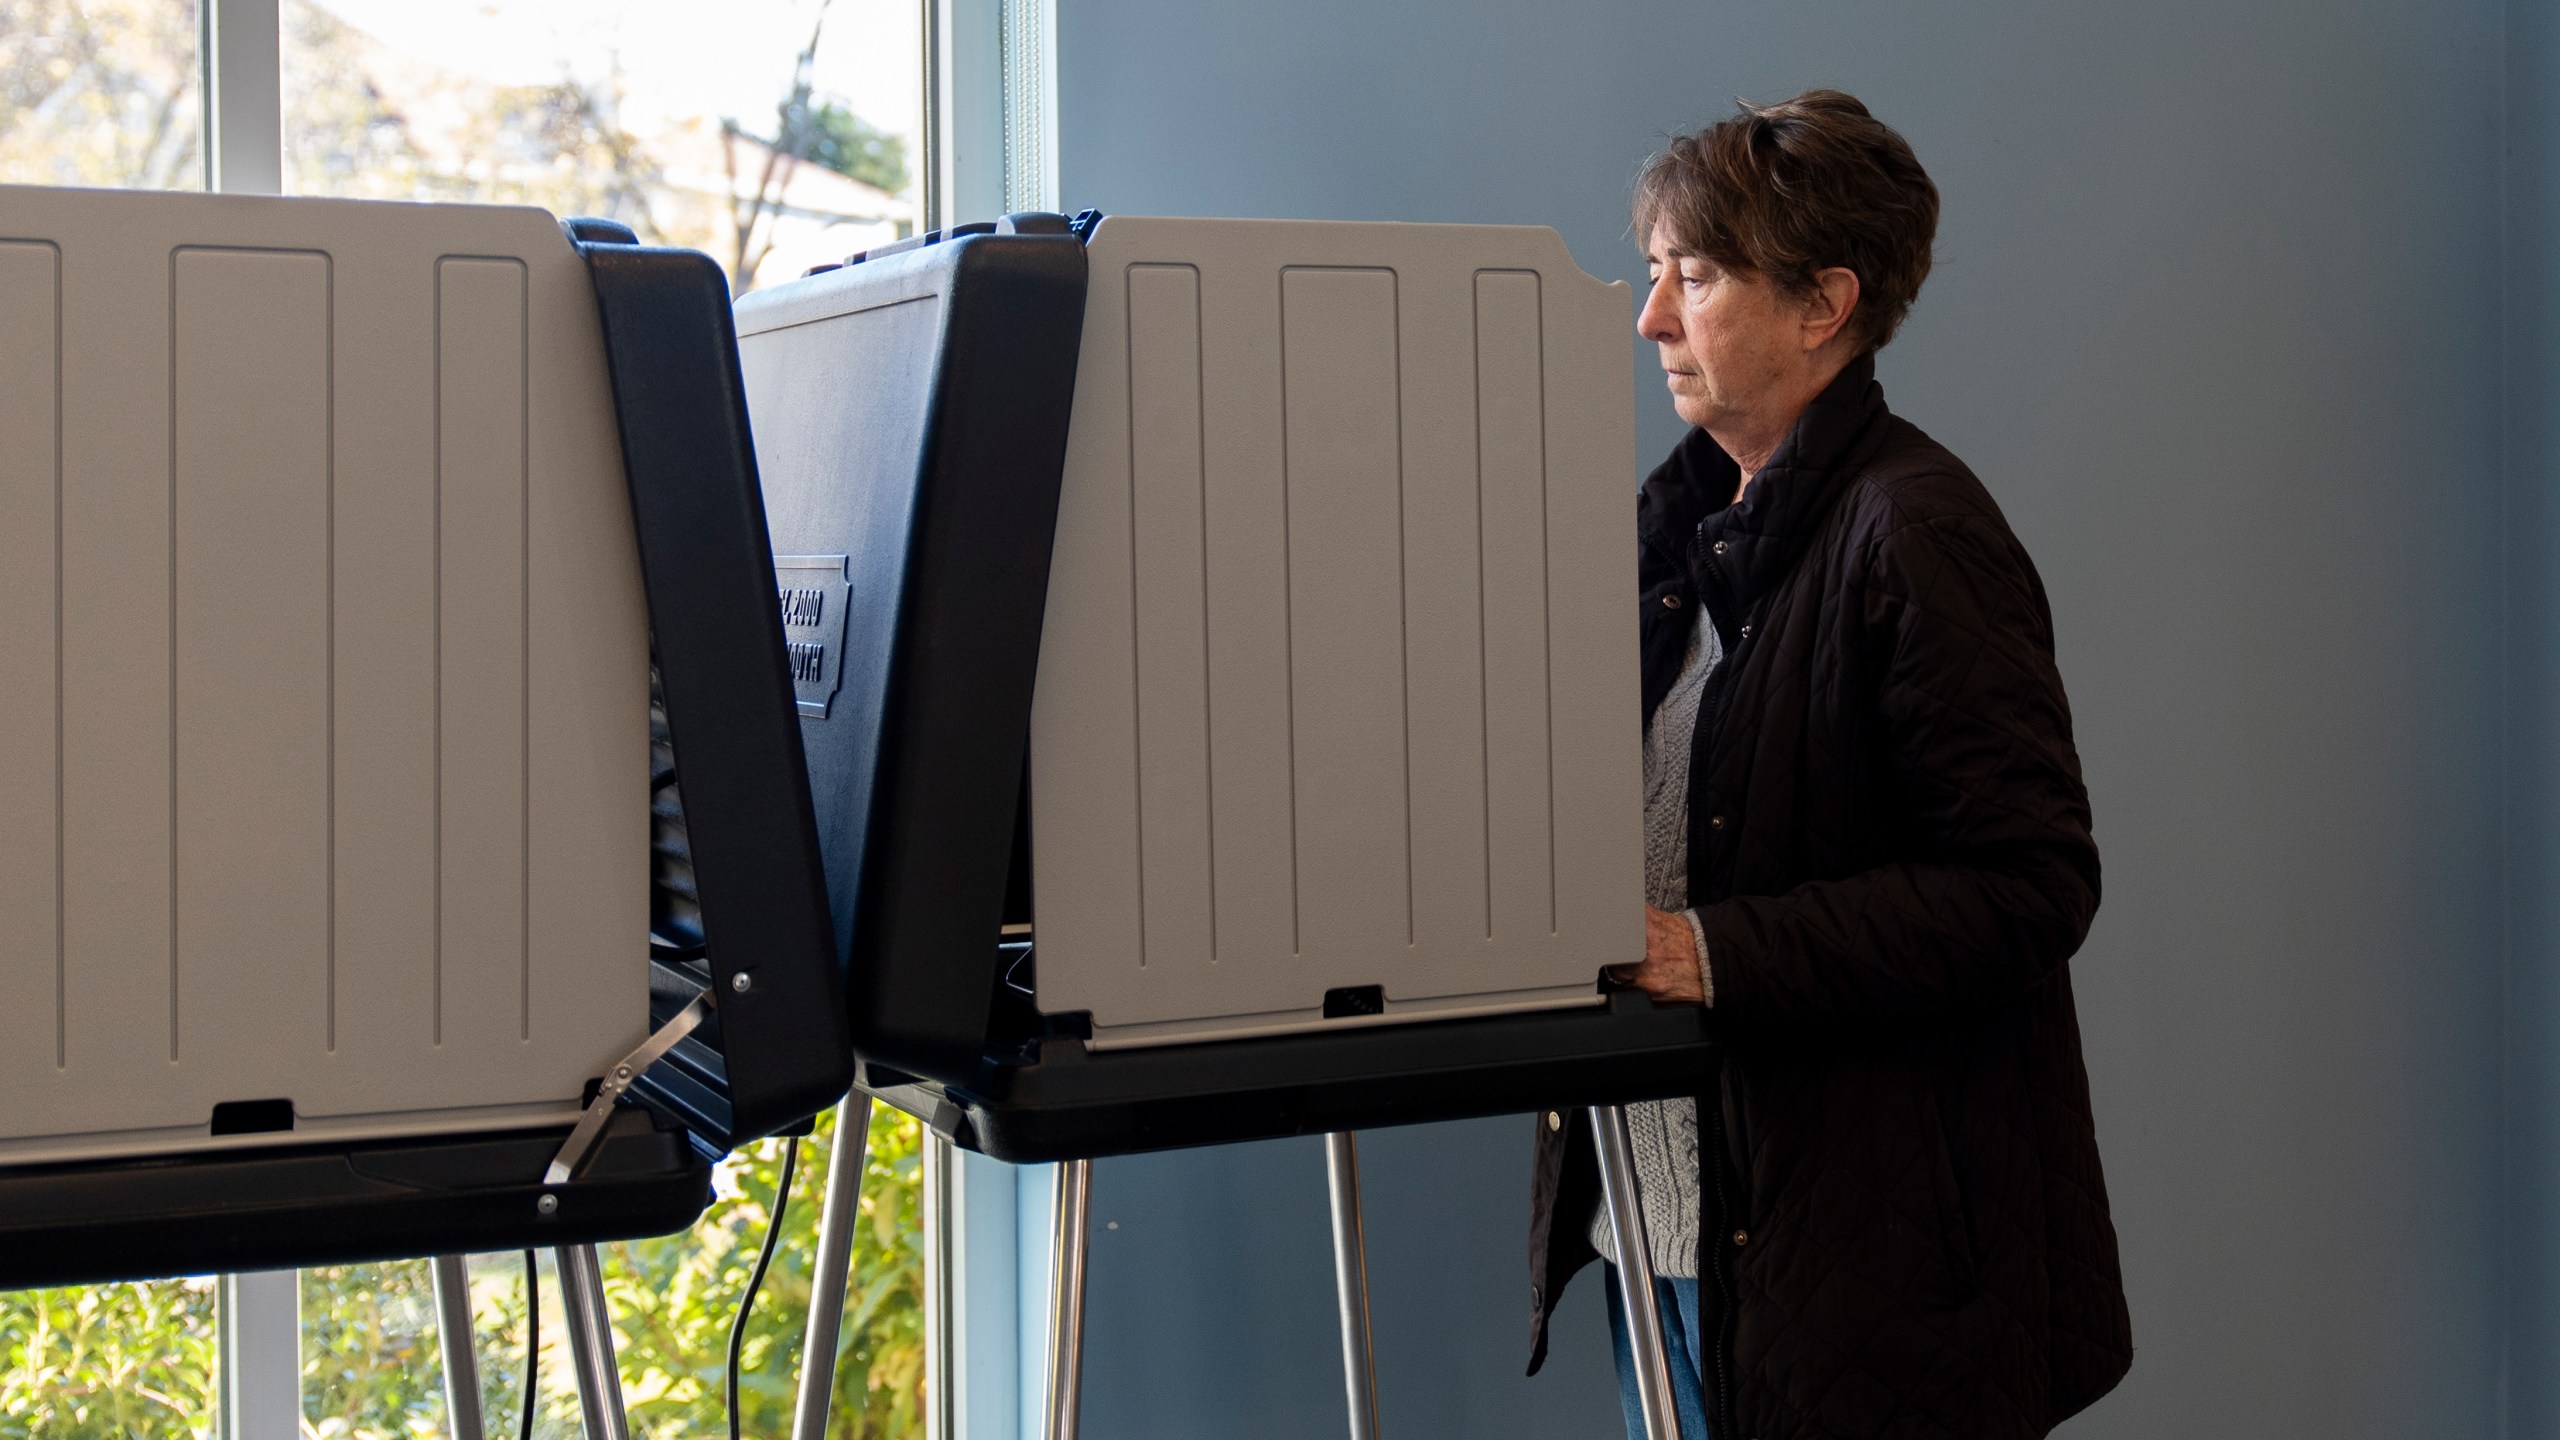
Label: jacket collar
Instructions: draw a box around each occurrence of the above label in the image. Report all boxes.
[1638,354,1892,636]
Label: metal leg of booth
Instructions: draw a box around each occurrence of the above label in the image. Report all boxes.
[1043,1157,1094,1440]
[1590,1105,1680,1440]
[431,1254,488,1440]
[556,1242,633,1440]
[792,1093,876,1440]
[1323,1132,1383,1440]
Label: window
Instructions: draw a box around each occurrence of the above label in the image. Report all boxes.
[0,2,945,1434]
[293,1104,925,1439]
[278,0,923,292]
[0,13,223,1427]
[0,0,203,190]
[0,1277,220,1438]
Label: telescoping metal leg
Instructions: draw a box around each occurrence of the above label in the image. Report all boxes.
[1591,1105,1681,1440]
[432,1254,488,1440]
[1043,1158,1094,1440]
[1324,1132,1383,1440]
[792,1093,876,1440]
[556,1243,633,1440]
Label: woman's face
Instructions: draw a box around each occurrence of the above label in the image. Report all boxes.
[1637,223,1807,436]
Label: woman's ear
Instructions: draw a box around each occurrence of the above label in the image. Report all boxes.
[1801,266,1862,352]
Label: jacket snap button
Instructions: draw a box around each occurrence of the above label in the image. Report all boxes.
[1740,623,1753,639]
[1733,1229,1749,1247]
[1712,540,1727,555]
[1710,815,1726,830]
[1546,1111,1561,1132]
[1662,593,1682,609]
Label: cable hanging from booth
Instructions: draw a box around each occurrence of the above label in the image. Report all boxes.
[729,1134,803,1440]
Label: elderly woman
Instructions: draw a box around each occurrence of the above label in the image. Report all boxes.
[1526,92,2133,1439]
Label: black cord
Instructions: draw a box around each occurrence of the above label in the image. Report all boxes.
[520,1249,540,1440]
[728,1136,802,1440]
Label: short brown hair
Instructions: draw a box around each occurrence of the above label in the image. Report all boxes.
[1634,90,1940,353]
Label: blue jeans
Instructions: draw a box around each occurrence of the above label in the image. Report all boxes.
[1603,1265,1711,1440]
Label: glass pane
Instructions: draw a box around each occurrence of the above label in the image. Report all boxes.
[599,1103,925,1438]
[299,1260,442,1437]
[294,1104,923,1438]
[0,0,204,189]
[281,0,921,291]
[0,1277,221,1438]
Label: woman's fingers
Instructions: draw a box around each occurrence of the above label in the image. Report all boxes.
[1627,904,1706,1002]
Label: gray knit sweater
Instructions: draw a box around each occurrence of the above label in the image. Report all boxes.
[1589,609,1719,1277]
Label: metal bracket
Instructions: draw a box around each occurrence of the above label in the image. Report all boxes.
[544,990,715,1186]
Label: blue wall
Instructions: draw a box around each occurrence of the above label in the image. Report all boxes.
[2510,0,2560,1432]
[1052,1,2513,1433]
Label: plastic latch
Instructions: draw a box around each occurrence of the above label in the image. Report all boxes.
[561,216,641,246]
[997,211,1073,235]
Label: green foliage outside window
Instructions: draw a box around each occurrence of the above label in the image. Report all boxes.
[0,0,202,190]
[0,1278,219,1440]
[799,103,909,197]
[1,1103,924,1440]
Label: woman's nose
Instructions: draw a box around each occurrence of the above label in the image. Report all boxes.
[1637,277,1680,344]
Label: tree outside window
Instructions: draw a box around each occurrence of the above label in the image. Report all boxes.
[279,0,920,292]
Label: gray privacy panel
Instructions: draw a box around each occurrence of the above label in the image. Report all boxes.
[0,185,646,1165]
[1031,217,1641,1046]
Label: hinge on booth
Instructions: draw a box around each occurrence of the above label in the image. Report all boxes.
[543,989,716,1185]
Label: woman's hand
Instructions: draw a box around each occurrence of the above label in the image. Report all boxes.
[1606,904,1708,1003]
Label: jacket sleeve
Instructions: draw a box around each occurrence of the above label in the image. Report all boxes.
[1692,509,2101,1027]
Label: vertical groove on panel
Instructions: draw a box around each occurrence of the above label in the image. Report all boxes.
[1195,283,1217,962]
[171,247,335,1073]
[431,266,444,1047]
[1470,283,1493,941]
[50,246,64,1068]
[1273,274,1301,956]
[1536,294,1555,935]
[1474,270,1553,944]
[519,284,531,1041]
[1281,266,1411,975]
[325,275,337,1052]
[164,252,179,1063]
[1392,275,1414,948]
[1123,278,1149,969]
[435,256,530,1056]
[1126,264,1218,970]
[1,241,73,1067]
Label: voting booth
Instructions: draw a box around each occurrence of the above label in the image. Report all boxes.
[0,187,1706,1440]
[734,211,1710,1439]
[0,184,851,1295]
[734,213,1714,1164]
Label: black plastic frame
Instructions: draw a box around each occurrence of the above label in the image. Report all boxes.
[743,231,1090,1084]
[0,1111,709,1290]
[574,232,853,1148]
[864,992,1714,1163]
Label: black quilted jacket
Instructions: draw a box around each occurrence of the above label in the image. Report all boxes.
[1526,356,2132,1437]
